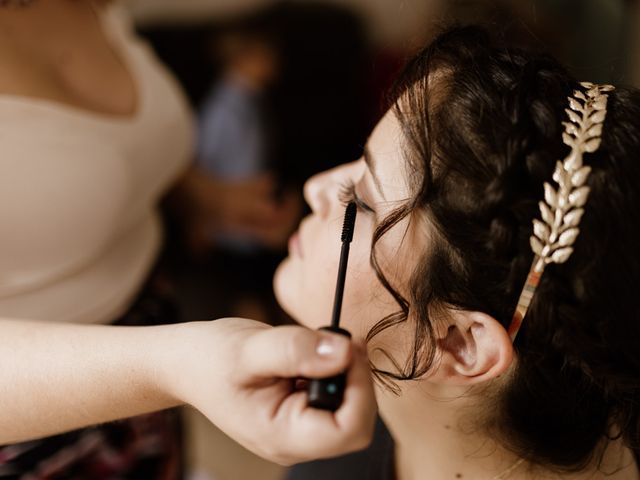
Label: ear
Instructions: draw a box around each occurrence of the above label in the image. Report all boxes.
[433,310,514,386]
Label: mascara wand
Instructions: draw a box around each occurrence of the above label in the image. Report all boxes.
[307,202,357,411]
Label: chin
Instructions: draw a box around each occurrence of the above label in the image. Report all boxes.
[273,258,301,322]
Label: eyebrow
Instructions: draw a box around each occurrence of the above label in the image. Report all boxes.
[363,145,386,200]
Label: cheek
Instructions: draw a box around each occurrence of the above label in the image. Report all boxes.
[273,214,403,343]
[344,221,420,342]
[273,229,383,339]
[273,257,295,316]
[336,248,377,335]
[273,234,343,329]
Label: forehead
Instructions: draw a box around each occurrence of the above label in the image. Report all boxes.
[366,109,409,202]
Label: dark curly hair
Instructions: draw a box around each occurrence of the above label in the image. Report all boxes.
[367,25,640,472]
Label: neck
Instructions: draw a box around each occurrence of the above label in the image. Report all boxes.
[378,381,520,480]
[377,382,638,480]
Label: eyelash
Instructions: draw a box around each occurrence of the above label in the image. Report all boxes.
[338,180,374,213]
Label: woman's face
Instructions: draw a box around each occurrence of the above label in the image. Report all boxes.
[274,109,421,343]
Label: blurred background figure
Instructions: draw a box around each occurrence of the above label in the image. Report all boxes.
[144,2,375,331]
[124,0,640,479]
[184,8,301,324]
[195,10,284,254]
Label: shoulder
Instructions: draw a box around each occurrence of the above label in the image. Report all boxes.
[98,1,136,37]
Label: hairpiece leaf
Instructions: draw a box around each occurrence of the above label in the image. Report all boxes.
[552,161,568,184]
[563,208,584,227]
[558,228,579,247]
[562,133,575,147]
[529,83,612,271]
[571,166,591,187]
[590,110,607,123]
[562,121,579,136]
[539,201,554,225]
[583,138,601,153]
[533,219,550,242]
[530,236,544,256]
[544,183,558,207]
[593,97,607,110]
[569,186,590,207]
[550,247,574,264]
[568,98,584,112]
[573,90,587,101]
[586,124,603,137]
[509,82,613,342]
[566,109,581,123]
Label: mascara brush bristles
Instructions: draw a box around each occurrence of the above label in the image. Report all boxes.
[341,202,357,242]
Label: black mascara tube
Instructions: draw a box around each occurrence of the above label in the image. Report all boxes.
[307,202,357,411]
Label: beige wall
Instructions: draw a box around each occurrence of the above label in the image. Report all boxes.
[125,0,272,24]
[125,0,445,48]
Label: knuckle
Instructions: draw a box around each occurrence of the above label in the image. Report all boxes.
[284,328,310,365]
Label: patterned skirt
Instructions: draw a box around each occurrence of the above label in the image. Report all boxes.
[0,277,184,480]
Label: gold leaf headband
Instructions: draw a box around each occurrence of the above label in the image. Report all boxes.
[507,82,615,341]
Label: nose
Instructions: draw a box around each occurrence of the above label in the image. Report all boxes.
[303,160,364,218]
[303,170,332,218]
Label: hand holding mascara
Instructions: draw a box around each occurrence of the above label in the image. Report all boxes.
[307,202,357,411]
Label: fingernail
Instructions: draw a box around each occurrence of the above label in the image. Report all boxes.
[317,338,336,356]
[317,335,349,357]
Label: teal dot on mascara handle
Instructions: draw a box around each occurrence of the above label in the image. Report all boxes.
[327,383,338,394]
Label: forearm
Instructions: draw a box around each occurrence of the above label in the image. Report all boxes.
[0,318,184,444]
[0,317,378,465]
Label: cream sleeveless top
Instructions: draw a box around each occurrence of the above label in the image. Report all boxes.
[0,6,193,324]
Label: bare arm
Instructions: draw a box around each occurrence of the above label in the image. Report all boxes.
[0,318,376,464]
[0,318,180,444]
[169,167,301,253]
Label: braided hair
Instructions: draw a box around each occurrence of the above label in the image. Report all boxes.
[368,26,640,472]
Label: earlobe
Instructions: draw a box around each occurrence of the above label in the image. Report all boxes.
[435,311,514,386]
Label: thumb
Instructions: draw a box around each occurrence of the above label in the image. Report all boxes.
[238,326,352,382]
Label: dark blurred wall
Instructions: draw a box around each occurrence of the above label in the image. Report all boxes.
[137,0,635,185]
[446,0,630,83]
[138,2,378,187]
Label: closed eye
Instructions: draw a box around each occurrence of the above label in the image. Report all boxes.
[338,180,374,213]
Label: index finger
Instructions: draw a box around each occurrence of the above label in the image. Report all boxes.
[267,344,377,463]
[238,326,353,383]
